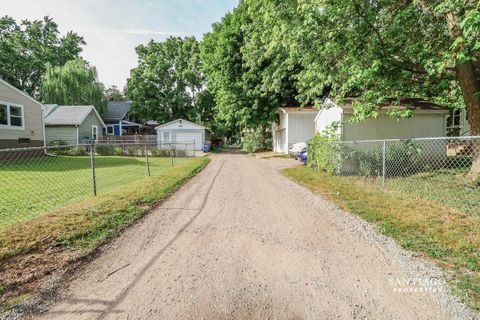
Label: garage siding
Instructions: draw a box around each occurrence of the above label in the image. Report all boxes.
[157,129,205,151]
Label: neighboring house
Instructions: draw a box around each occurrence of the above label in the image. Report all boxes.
[449,109,471,136]
[44,105,106,145]
[156,119,210,151]
[103,101,143,136]
[0,78,44,149]
[315,98,449,141]
[272,106,318,154]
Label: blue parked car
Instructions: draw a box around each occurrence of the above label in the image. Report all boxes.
[298,149,307,164]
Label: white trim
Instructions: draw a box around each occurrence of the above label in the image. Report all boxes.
[106,125,115,135]
[92,125,99,142]
[119,120,123,136]
[0,78,44,109]
[79,106,106,128]
[76,125,80,145]
[0,101,25,130]
[41,108,46,148]
[285,113,289,154]
[162,130,172,142]
[155,118,207,130]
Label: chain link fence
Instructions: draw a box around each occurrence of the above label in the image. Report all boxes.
[308,136,480,216]
[0,141,196,230]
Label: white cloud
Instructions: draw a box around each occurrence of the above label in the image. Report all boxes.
[122,29,187,36]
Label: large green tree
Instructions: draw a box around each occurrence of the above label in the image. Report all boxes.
[105,85,125,102]
[41,59,107,114]
[125,37,211,125]
[201,2,298,141]
[206,0,479,176]
[0,16,85,98]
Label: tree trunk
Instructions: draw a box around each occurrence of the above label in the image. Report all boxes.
[446,13,480,182]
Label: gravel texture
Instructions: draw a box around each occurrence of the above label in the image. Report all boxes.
[19,151,477,319]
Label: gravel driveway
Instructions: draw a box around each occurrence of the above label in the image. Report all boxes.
[33,151,476,320]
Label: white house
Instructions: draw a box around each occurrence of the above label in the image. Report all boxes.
[272,106,318,154]
[155,119,210,151]
[315,98,449,141]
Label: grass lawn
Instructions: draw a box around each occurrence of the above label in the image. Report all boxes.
[0,157,209,309]
[0,156,188,230]
[283,166,480,311]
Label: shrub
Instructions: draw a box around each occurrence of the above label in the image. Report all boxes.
[96,145,116,156]
[241,131,272,153]
[47,140,68,147]
[337,140,424,177]
[308,126,340,174]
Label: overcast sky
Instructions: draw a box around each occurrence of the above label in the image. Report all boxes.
[3,0,237,90]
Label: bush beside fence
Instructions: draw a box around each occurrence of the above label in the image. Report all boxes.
[308,135,480,216]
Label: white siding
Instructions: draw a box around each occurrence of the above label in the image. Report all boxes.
[272,112,288,153]
[157,119,204,130]
[342,112,447,141]
[287,112,316,146]
[314,106,343,136]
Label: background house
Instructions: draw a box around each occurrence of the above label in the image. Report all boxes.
[44,105,106,145]
[0,78,44,149]
[315,98,449,141]
[156,119,210,151]
[103,101,143,136]
[272,107,317,154]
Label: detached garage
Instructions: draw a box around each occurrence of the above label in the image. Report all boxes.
[155,119,210,151]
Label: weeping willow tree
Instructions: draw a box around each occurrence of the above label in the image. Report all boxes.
[41,59,107,114]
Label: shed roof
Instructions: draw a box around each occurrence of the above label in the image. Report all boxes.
[333,98,449,112]
[105,101,132,120]
[279,106,317,113]
[44,105,106,128]
[155,118,208,130]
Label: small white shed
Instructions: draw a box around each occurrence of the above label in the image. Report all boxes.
[155,119,210,151]
[272,107,318,154]
[315,98,449,141]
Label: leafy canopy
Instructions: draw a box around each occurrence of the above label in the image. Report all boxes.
[125,37,211,126]
[41,59,107,114]
[0,16,85,98]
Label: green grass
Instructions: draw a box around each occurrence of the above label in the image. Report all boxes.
[283,166,480,311]
[0,157,209,309]
[387,168,480,216]
[0,156,188,229]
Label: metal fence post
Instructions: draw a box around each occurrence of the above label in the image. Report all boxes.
[145,142,151,177]
[90,143,97,196]
[382,140,386,189]
[170,143,174,166]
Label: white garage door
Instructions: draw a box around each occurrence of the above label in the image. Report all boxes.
[176,132,203,150]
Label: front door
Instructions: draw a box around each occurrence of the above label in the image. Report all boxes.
[113,125,121,136]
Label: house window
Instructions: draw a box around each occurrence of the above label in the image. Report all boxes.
[163,131,172,142]
[0,102,24,129]
[106,125,114,135]
[452,110,461,127]
[92,125,98,141]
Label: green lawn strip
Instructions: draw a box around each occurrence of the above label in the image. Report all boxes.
[0,157,209,260]
[0,156,188,229]
[282,166,480,311]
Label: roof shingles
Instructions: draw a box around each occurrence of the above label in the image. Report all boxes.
[44,106,97,126]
